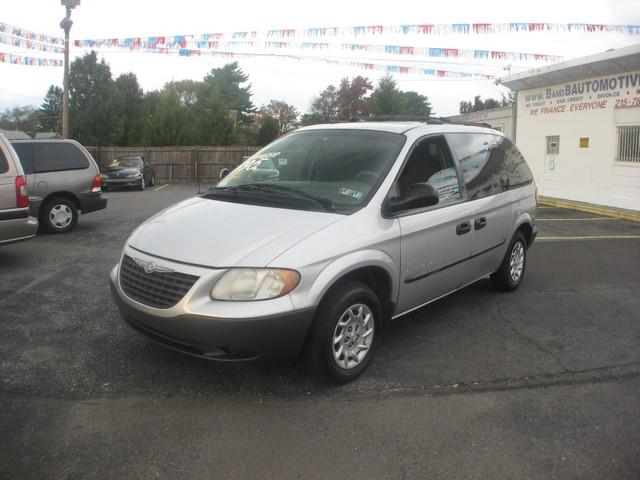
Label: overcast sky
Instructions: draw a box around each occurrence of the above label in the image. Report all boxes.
[2,0,640,116]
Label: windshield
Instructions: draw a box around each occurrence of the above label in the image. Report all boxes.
[206,130,406,214]
[109,157,143,168]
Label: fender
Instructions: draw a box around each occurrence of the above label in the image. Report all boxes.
[304,249,399,310]
[511,185,537,238]
[514,211,533,230]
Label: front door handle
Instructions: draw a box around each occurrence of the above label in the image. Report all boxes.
[456,221,471,235]
[474,217,487,230]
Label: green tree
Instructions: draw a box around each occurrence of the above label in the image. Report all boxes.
[167,79,200,107]
[368,75,433,119]
[483,97,501,109]
[459,100,473,113]
[0,106,41,136]
[300,113,324,126]
[399,90,433,117]
[310,85,339,122]
[139,63,255,147]
[459,94,514,114]
[114,73,144,146]
[257,116,279,145]
[500,91,517,107]
[142,89,198,146]
[193,87,237,146]
[368,75,403,116]
[201,62,254,125]
[40,85,62,134]
[69,51,122,145]
[193,96,238,146]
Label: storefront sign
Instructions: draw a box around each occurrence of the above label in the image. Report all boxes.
[523,71,640,115]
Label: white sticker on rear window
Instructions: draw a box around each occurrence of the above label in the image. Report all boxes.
[278,158,288,166]
[338,187,363,200]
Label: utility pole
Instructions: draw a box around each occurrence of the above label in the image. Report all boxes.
[60,0,80,139]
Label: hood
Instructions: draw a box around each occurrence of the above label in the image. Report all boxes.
[127,197,344,268]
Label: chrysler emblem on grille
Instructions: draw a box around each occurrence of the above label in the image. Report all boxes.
[133,257,174,274]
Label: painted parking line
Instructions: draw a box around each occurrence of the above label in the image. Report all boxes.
[538,235,640,241]
[537,217,618,221]
[153,184,169,192]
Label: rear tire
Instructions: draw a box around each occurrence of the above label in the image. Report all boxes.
[306,281,382,384]
[491,231,527,292]
[41,197,78,234]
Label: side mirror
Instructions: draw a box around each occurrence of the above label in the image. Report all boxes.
[219,168,230,180]
[385,183,439,214]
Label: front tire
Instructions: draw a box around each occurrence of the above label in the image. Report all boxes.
[41,197,78,234]
[306,281,382,384]
[491,231,527,291]
[138,177,146,191]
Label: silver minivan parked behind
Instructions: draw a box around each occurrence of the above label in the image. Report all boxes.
[0,133,38,245]
[110,122,537,383]
[10,139,107,233]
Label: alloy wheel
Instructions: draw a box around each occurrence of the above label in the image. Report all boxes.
[332,303,375,370]
[509,241,525,283]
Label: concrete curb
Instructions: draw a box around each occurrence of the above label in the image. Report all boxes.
[539,197,640,222]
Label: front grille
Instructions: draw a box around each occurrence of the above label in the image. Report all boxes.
[119,254,199,309]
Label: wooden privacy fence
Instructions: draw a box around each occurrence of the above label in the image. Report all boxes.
[85,146,262,185]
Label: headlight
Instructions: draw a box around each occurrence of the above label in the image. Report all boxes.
[127,172,142,178]
[211,268,300,301]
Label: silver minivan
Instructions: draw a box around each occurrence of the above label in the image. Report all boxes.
[0,133,38,245]
[110,122,537,382]
[10,139,107,233]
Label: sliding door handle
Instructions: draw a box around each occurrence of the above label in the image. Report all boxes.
[456,221,471,235]
[474,217,487,230]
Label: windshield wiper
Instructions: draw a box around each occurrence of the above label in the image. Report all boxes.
[252,183,336,212]
[207,183,336,212]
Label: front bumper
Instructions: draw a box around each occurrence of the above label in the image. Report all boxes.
[102,177,143,188]
[109,264,315,361]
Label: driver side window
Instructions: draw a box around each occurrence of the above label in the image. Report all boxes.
[397,136,461,204]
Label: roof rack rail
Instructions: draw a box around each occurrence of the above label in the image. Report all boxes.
[328,116,495,129]
[351,115,428,122]
[429,117,494,129]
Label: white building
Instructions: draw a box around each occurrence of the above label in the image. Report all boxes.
[501,44,640,212]
[446,106,515,138]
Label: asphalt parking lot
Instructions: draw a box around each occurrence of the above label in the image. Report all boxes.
[1,184,639,479]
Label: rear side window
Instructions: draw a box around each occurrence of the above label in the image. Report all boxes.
[0,146,8,174]
[33,142,89,173]
[494,135,533,189]
[447,133,533,200]
[11,143,35,174]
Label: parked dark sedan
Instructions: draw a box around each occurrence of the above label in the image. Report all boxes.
[101,156,155,191]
